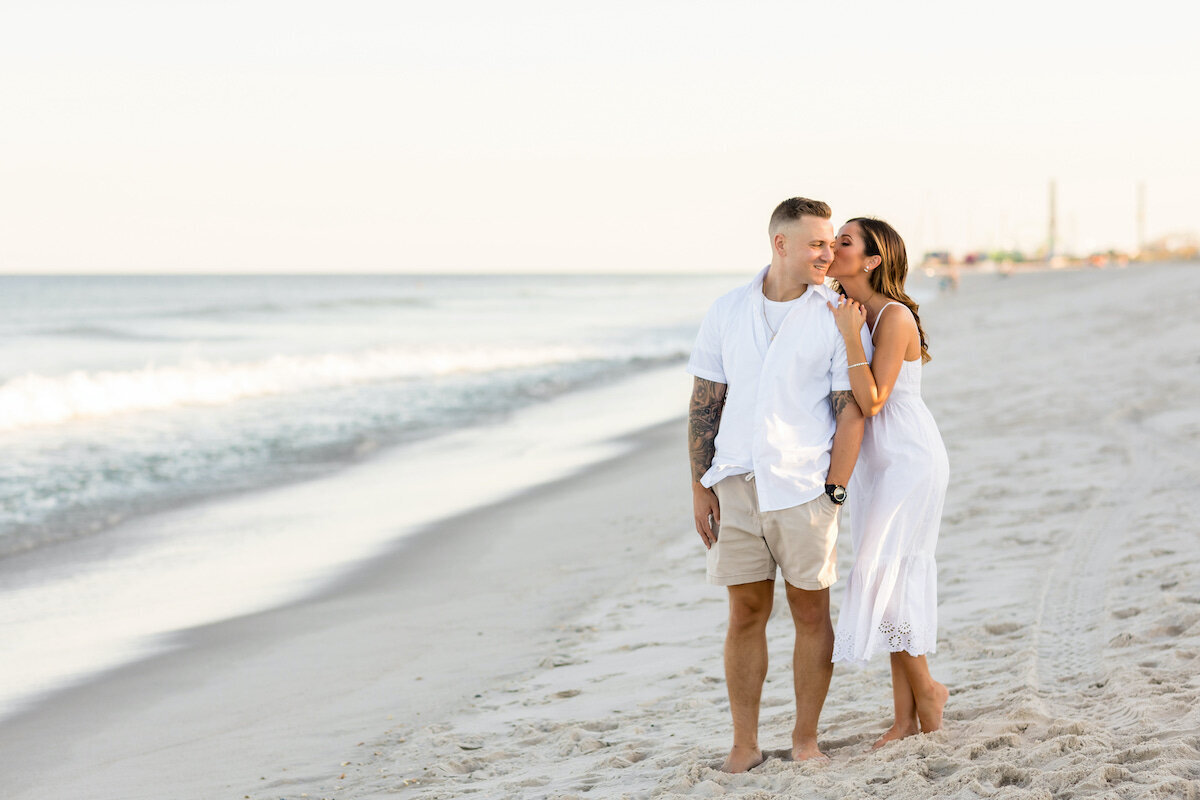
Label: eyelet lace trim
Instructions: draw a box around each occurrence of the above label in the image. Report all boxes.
[832,618,936,663]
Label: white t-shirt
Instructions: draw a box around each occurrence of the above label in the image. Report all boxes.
[762,294,801,338]
[686,266,858,512]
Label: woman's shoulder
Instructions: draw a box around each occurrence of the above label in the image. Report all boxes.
[871,301,919,353]
[874,300,917,331]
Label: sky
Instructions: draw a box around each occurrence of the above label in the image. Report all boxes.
[1,0,1197,274]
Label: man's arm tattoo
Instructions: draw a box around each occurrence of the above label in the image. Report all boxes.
[830,390,855,418]
[689,378,727,482]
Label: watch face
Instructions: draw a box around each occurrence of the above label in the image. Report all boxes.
[832,486,847,503]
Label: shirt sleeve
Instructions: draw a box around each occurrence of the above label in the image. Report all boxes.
[686,302,726,384]
[829,326,851,392]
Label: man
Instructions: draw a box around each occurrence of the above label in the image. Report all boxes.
[687,197,865,772]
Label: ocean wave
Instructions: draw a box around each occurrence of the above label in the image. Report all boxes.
[169,295,431,319]
[0,342,687,431]
[36,325,201,343]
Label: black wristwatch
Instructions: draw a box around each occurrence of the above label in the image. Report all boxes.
[824,484,847,505]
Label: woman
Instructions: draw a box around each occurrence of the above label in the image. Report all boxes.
[826,217,949,748]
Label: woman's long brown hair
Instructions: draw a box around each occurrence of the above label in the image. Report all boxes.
[846,217,931,363]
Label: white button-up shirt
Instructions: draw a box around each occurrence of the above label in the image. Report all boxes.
[687,266,858,512]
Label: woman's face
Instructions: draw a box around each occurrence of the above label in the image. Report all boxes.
[828,221,868,279]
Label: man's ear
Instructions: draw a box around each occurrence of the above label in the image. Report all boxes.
[773,232,787,258]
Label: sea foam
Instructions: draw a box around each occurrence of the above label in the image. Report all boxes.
[0,341,684,431]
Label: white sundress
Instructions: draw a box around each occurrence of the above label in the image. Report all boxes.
[832,302,949,665]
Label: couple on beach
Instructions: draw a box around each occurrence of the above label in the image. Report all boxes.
[687,197,949,772]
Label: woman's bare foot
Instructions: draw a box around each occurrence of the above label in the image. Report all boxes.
[871,717,919,750]
[791,737,830,762]
[916,681,949,733]
[721,744,765,773]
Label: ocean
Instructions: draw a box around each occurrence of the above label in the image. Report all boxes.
[0,274,741,555]
[0,272,738,717]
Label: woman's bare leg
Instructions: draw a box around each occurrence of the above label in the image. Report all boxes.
[894,652,948,733]
[871,653,920,749]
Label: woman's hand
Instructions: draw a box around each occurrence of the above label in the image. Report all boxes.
[827,295,867,339]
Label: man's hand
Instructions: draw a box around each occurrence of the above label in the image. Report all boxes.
[693,483,720,549]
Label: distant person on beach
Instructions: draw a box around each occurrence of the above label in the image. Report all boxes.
[826,217,950,747]
[687,197,866,772]
[938,264,960,292]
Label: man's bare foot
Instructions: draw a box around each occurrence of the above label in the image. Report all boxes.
[720,745,764,773]
[790,738,830,762]
[916,681,949,733]
[870,718,919,750]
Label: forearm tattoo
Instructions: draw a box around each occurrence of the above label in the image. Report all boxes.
[688,378,727,482]
[830,390,855,418]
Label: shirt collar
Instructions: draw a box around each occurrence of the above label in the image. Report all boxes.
[751,266,837,305]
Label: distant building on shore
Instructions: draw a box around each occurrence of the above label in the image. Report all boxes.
[919,180,1198,272]
[921,235,1198,274]
[1139,232,1199,262]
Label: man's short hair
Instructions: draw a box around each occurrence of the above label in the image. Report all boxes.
[769,197,832,237]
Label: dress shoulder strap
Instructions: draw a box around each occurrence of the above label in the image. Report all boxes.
[869,301,904,336]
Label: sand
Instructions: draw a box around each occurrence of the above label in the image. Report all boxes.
[3,263,1200,799]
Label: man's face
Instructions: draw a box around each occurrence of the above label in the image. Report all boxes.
[778,216,835,285]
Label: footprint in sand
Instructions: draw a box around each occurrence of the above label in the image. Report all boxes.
[982,764,1032,789]
[540,654,584,668]
[1112,743,1163,764]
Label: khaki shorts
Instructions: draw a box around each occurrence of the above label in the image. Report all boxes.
[706,474,840,590]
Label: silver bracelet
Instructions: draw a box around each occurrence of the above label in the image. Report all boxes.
[847,361,869,369]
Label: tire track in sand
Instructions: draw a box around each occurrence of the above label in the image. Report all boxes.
[1032,403,1200,730]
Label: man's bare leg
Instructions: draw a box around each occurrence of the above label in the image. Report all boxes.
[894,653,948,733]
[871,653,919,749]
[784,582,833,762]
[722,580,774,773]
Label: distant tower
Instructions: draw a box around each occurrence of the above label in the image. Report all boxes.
[1048,180,1057,259]
[1137,182,1146,256]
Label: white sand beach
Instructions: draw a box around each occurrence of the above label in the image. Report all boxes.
[3,263,1200,799]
